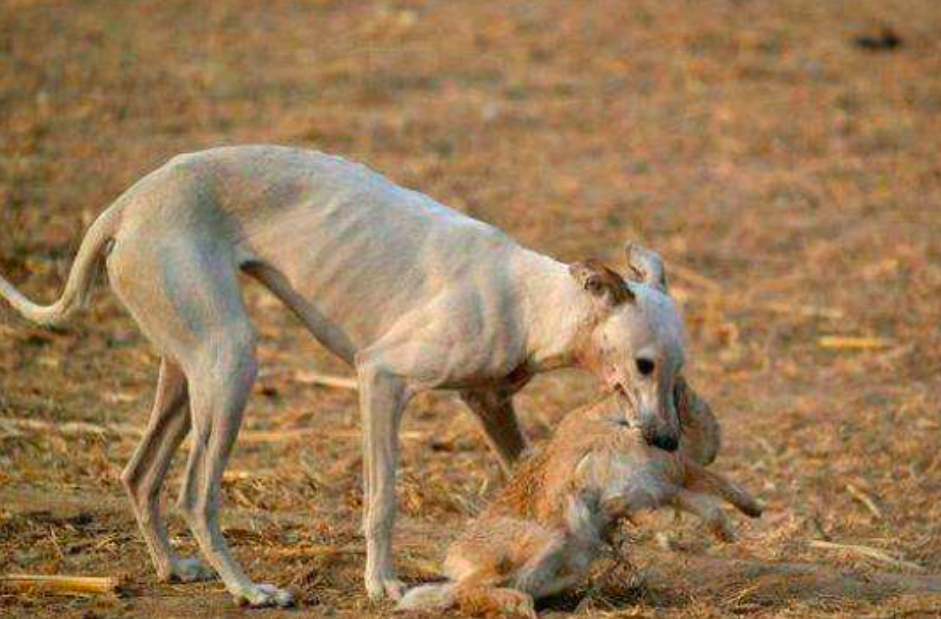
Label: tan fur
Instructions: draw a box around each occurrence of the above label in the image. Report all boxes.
[675,375,721,466]
[397,389,760,617]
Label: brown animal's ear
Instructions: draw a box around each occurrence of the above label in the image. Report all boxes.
[625,243,668,292]
[674,376,721,466]
[674,375,694,426]
[569,259,634,306]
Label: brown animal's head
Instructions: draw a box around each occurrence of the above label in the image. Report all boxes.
[569,243,686,452]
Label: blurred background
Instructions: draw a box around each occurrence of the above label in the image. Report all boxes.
[1,1,940,616]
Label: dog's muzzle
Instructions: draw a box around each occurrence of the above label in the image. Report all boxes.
[647,432,679,452]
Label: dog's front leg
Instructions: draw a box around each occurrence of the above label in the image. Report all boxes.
[357,355,410,601]
[459,388,529,476]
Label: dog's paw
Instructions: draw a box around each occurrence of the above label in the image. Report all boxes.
[160,557,216,583]
[234,583,296,608]
[365,574,405,602]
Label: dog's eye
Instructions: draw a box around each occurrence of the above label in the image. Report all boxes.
[636,358,655,376]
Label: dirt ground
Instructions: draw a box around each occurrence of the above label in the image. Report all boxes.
[2,0,941,617]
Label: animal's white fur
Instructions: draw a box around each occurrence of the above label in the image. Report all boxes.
[0,146,687,606]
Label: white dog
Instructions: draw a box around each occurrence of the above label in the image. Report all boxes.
[0,146,686,606]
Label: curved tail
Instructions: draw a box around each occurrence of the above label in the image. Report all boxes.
[396,582,457,612]
[0,205,121,327]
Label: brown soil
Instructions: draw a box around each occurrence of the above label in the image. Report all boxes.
[2,1,940,617]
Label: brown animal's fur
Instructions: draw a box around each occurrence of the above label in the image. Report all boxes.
[675,375,721,466]
[397,385,759,618]
[485,376,720,527]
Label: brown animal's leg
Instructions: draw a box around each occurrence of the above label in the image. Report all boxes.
[460,388,528,476]
[672,489,737,542]
[121,358,212,583]
[513,528,587,600]
[456,586,536,619]
[685,461,763,518]
[453,567,536,619]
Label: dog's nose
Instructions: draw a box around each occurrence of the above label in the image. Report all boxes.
[649,433,679,452]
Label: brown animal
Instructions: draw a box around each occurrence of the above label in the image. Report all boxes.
[397,381,759,617]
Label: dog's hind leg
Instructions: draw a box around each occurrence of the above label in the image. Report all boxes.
[109,233,293,607]
[176,327,293,607]
[173,289,293,605]
[121,358,213,583]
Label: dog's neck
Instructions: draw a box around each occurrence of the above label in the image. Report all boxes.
[512,250,595,373]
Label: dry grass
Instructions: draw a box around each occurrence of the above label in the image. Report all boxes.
[2,0,940,617]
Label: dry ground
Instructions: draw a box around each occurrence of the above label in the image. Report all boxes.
[2,0,941,617]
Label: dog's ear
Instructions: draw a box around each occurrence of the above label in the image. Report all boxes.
[625,243,668,292]
[569,259,634,306]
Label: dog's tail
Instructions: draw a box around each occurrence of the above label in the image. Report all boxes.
[396,582,457,612]
[0,204,121,328]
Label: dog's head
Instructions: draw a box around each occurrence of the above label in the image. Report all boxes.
[569,243,686,452]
